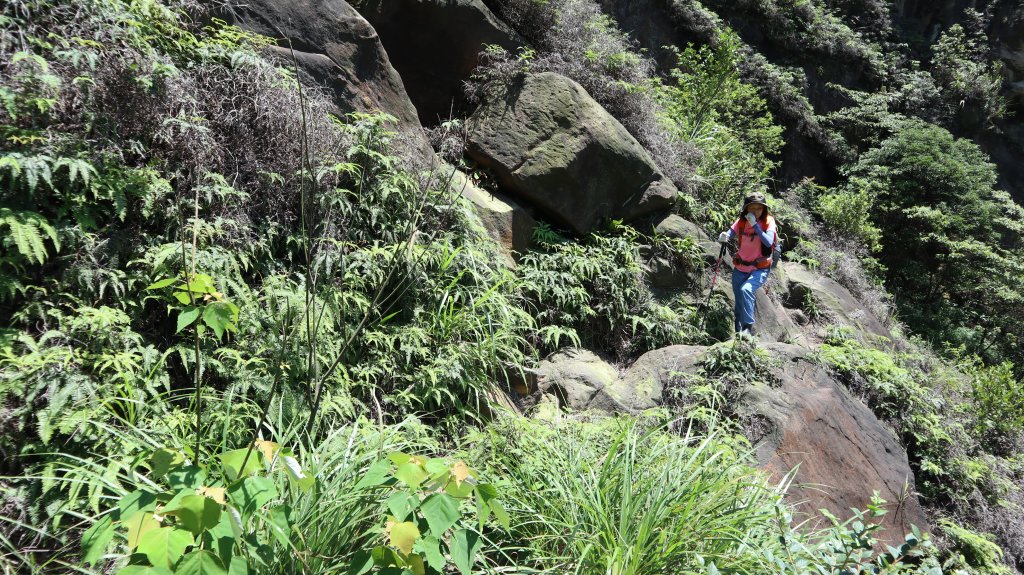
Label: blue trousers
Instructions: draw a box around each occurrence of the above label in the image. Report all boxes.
[732,267,770,331]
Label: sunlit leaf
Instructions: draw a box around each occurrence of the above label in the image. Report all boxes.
[387,520,420,556]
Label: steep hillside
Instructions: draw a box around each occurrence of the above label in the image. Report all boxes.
[2,0,1024,574]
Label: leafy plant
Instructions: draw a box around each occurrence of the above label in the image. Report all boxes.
[82,441,314,574]
[654,29,783,232]
[350,453,509,575]
[146,273,240,341]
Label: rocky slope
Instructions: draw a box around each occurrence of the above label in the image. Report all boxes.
[214,0,1022,552]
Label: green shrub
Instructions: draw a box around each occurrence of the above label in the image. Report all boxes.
[930,22,1006,131]
[518,223,697,360]
[844,120,1024,366]
[654,29,783,231]
[938,519,1011,575]
[966,361,1024,455]
[815,177,884,253]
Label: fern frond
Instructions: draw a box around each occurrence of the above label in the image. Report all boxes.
[0,268,25,302]
[0,207,60,264]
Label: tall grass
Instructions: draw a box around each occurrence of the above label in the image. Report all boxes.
[468,416,791,574]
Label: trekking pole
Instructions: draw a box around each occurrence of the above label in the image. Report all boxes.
[697,243,728,333]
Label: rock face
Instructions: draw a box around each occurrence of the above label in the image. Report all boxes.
[354,0,521,124]
[779,262,891,342]
[536,346,706,413]
[539,342,929,541]
[467,72,678,234]
[451,169,535,262]
[217,0,433,164]
[743,343,930,541]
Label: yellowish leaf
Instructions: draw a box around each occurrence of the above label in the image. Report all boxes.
[197,486,226,504]
[386,520,420,556]
[450,461,472,487]
[254,440,281,464]
[123,511,159,549]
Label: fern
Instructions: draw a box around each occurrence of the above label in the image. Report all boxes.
[0,207,59,264]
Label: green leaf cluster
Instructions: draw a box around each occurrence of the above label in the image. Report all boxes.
[350,453,507,575]
[82,442,314,574]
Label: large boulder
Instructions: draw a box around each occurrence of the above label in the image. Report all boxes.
[536,346,706,414]
[645,214,715,288]
[779,262,891,342]
[467,72,678,234]
[354,0,522,124]
[743,343,930,542]
[535,349,623,412]
[451,168,535,263]
[216,0,433,165]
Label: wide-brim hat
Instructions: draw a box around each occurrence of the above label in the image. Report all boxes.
[742,192,769,212]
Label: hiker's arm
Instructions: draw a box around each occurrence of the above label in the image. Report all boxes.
[752,220,775,247]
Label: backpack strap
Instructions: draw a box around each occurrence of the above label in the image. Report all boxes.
[733,216,776,269]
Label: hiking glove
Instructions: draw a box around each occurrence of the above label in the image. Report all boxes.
[718,231,730,243]
[744,212,757,227]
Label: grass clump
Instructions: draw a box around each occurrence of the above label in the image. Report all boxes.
[464,414,941,575]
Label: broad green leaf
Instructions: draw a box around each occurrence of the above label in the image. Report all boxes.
[202,302,235,339]
[474,483,498,503]
[386,491,419,522]
[354,459,390,490]
[450,529,481,575]
[166,466,206,490]
[176,306,200,333]
[137,526,194,569]
[227,476,277,519]
[219,448,262,481]
[174,291,194,305]
[123,511,160,549]
[146,277,176,290]
[117,566,173,575]
[474,484,499,530]
[413,535,444,572]
[228,556,248,575]
[349,549,374,575]
[81,514,115,566]
[387,452,411,466]
[148,449,184,479]
[186,274,216,294]
[267,505,292,546]
[423,458,448,477]
[406,553,426,575]
[164,495,221,536]
[394,462,428,488]
[371,545,402,567]
[119,490,158,520]
[388,521,420,556]
[419,494,460,536]
[488,499,511,530]
[176,549,228,575]
[205,513,238,566]
[444,480,473,499]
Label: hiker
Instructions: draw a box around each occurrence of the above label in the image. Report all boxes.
[717,192,778,338]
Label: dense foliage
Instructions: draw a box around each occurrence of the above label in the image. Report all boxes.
[4,0,1024,573]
